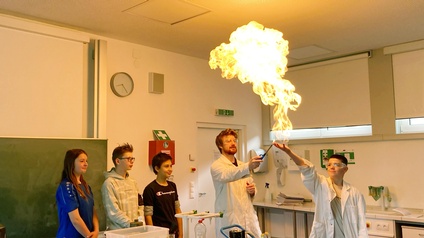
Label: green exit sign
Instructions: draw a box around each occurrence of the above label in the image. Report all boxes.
[215,109,234,116]
[337,151,355,164]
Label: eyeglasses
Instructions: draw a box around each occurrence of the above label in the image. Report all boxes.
[326,162,346,168]
[119,157,136,163]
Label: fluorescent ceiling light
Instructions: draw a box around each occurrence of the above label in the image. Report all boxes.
[123,0,210,25]
[289,45,333,60]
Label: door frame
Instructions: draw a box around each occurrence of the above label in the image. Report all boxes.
[196,122,247,161]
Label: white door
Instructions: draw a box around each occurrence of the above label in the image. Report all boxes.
[195,125,242,238]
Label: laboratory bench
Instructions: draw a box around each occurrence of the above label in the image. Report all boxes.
[254,201,424,238]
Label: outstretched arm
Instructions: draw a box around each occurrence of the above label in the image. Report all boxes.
[273,142,322,195]
[272,142,306,166]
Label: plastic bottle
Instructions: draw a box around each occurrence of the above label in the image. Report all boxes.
[265,182,272,203]
[194,219,206,238]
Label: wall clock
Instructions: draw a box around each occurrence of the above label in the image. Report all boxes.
[110,72,134,97]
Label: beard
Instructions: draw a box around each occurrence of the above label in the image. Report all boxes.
[223,146,237,155]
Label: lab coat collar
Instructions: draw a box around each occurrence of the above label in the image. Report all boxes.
[326,177,352,216]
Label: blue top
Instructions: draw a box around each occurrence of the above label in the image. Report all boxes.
[56,180,94,238]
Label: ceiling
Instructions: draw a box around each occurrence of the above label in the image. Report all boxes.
[0,0,424,66]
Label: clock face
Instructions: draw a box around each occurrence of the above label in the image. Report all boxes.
[110,72,134,97]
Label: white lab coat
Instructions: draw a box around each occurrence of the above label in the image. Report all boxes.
[299,159,368,238]
[211,155,262,238]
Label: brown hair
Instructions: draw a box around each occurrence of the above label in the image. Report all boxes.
[215,128,238,153]
[330,154,348,166]
[60,149,90,199]
[112,143,133,166]
[151,152,173,175]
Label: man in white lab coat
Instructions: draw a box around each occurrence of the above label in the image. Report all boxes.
[273,142,368,238]
[211,128,263,238]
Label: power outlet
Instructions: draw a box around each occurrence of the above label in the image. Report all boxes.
[376,222,390,231]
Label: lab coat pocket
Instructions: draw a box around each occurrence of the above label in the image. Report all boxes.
[345,204,359,224]
[310,221,326,237]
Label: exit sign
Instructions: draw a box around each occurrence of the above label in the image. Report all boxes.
[215,109,234,116]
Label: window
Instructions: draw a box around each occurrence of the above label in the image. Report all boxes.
[268,53,372,140]
[387,42,424,134]
[271,125,372,140]
[396,118,424,134]
[284,53,371,129]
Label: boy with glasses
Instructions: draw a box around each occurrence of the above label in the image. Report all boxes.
[273,142,368,238]
[101,143,144,230]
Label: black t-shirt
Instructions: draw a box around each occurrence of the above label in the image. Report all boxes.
[143,180,179,234]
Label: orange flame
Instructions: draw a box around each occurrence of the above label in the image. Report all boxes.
[209,21,301,134]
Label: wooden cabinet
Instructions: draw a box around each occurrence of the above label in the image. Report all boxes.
[269,208,295,238]
[254,203,316,237]
[402,226,424,237]
[257,207,295,238]
[295,211,314,238]
[256,206,314,238]
[306,212,314,236]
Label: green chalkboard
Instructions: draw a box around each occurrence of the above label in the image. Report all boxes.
[0,137,107,238]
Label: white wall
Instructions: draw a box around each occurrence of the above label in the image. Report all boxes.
[1,14,424,227]
[103,38,263,212]
[254,48,424,211]
[253,139,424,209]
[0,15,263,215]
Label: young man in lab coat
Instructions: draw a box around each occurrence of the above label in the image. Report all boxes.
[273,142,368,238]
[210,128,263,238]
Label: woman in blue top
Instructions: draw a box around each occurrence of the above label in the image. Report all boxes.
[56,149,99,238]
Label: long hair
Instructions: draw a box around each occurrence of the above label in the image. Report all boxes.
[61,149,90,199]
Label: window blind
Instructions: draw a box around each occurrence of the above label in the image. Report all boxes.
[392,49,424,119]
[0,24,87,137]
[273,53,371,129]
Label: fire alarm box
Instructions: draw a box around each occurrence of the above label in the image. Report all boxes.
[149,140,175,165]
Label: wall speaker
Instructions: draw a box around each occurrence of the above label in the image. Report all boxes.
[149,72,164,94]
